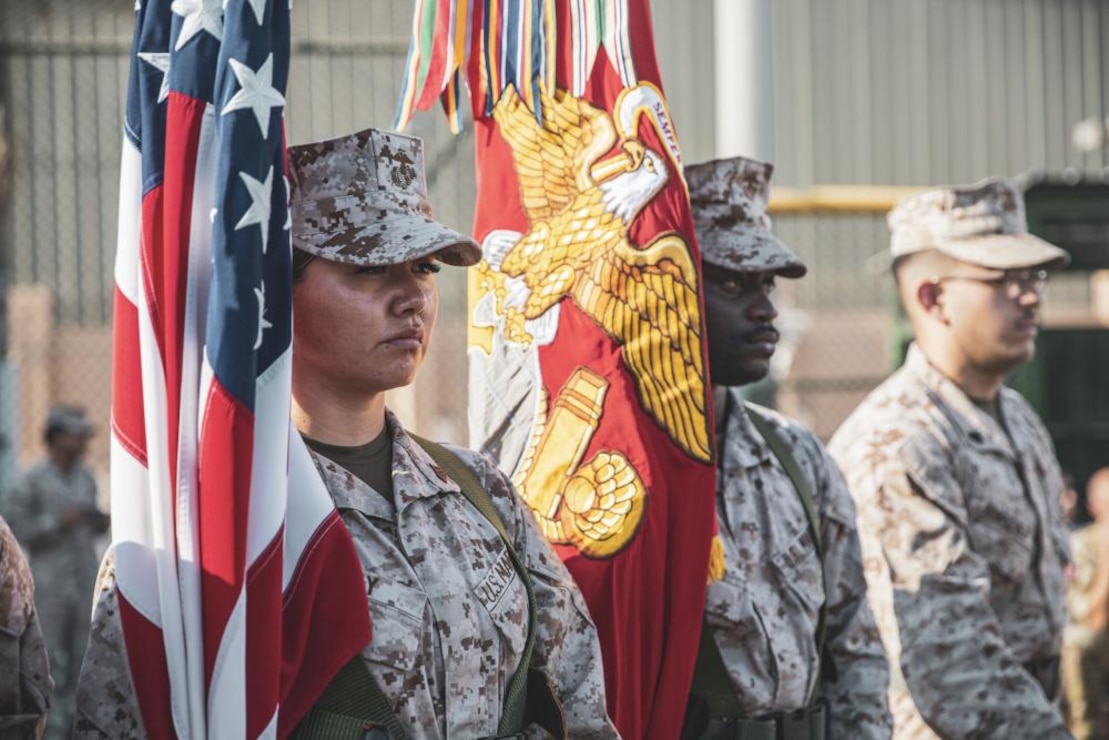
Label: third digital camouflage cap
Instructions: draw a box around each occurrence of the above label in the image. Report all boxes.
[686,156,806,278]
[888,177,1070,270]
[288,127,481,267]
[45,405,94,437]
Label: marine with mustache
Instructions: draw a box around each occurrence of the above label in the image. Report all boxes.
[829,179,1073,739]
[682,157,892,740]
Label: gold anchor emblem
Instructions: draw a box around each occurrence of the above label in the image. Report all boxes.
[513,367,647,558]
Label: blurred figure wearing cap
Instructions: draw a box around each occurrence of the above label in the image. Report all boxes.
[829,179,1073,738]
[75,128,614,739]
[681,157,891,740]
[5,406,106,739]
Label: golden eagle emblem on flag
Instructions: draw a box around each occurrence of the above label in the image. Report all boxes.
[477,84,710,469]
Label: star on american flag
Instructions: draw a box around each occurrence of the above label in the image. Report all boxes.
[137,51,171,103]
[221,54,285,136]
[235,166,274,250]
[172,0,224,51]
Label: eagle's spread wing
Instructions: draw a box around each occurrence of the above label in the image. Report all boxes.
[572,235,712,463]
[493,86,617,223]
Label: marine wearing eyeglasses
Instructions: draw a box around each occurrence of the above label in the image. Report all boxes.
[829,178,1073,739]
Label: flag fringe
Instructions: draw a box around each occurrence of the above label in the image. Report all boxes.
[394,0,638,133]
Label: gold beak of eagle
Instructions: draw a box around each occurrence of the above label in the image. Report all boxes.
[588,139,648,183]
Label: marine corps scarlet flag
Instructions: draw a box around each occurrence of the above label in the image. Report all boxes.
[398,1,719,736]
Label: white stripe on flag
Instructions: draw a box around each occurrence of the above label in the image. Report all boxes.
[134,264,194,740]
[177,103,219,740]
[258,710,278,740]
[109,432,161,624]
[284,424,338,591]
[207,586,247,739]
[114,139,143,306]
[247,348,292,563]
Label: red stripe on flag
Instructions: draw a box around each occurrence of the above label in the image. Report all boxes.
[277,512,372,736]
[197,378,254,685]
[245,529,283,739]
[151,91,206,500]
[118,592,176,740]
[111,286,147,466]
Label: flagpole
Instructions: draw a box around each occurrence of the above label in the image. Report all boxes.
[713,0,773,161]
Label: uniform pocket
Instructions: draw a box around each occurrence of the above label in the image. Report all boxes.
[364,583,427,676]
[475,546,529,654]
[770,524,826,619]
[967,517,1033,586]
[526,550,594,628]
[703,578,779,710]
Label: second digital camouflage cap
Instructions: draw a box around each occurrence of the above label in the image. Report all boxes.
[686,156,806,278]
[45,405,94,437]
[888,177,1070,270]
[288,127,481,267]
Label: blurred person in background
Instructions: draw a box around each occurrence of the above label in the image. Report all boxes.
[4,407,107,739]
[829,179,1073,739]
[1062,467,1109,739]
[0,514,52,739]
[1061,472,1081,530]
[681,156,891,740]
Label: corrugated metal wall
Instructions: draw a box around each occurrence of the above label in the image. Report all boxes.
[1,1,132,326]
[5,0,1105,324]
[0,0,1105,444]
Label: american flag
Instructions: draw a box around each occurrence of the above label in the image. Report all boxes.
[111,0,369,736]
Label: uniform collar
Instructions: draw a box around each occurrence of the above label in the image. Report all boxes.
[902,344,1017,458]
[386,410,463,507]
[309,409,462,519]
[719,387,774,470]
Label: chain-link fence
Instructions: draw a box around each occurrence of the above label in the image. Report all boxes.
[1,0,1107,488]
[0,0,483,493]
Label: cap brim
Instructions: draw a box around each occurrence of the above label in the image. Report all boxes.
[55,423,94,437]
[294,211,482,267]
[934,233,1071,270]
[878,233,1072,274]
[699,232,808,278]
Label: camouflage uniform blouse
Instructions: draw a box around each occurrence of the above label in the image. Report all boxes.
[706,393,891,738]
[0,516,52,740]
[75,412,616,738]
[828,345,1070,739]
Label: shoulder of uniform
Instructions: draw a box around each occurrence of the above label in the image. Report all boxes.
[831,387,953,481]
[437,443,517,502]
[744,402,825,457]
[17,461,50,482]
[437,441,497,478]
[998,386,1046,426]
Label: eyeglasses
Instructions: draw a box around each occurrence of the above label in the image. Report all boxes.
[932,269,1049,298]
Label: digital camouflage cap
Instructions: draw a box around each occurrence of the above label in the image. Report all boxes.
[288,127,481,267]
[45,405,94,437]
[887,177,1070,270]
[686,156,806,278]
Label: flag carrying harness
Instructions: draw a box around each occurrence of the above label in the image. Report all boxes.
[292,437,565,740]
